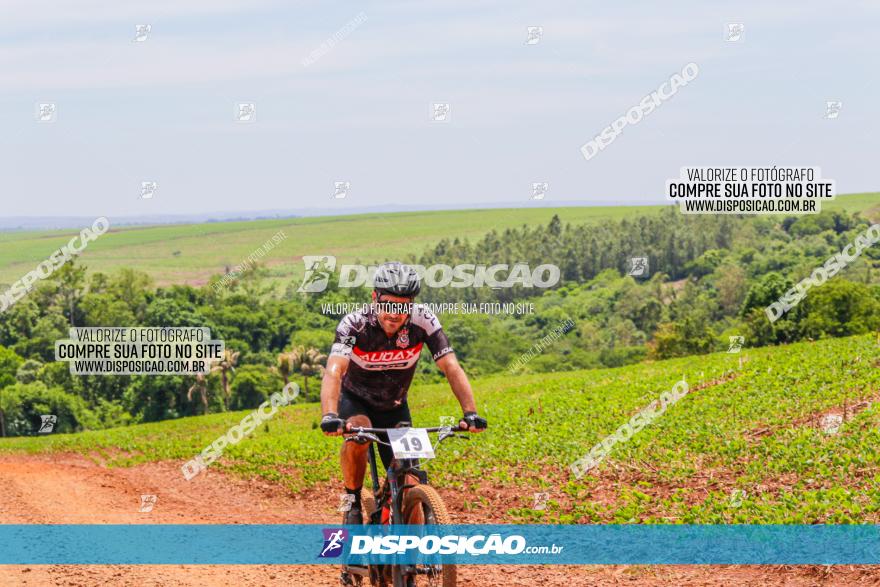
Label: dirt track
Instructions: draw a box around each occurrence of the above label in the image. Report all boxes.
[1,453,877,586]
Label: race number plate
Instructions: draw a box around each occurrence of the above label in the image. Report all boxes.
[387,428,435,459]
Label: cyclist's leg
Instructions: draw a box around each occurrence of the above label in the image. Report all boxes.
[338,392,372,496]
[337,394,371,585]
[340,413,371,491]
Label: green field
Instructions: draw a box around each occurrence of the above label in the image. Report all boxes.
[0,206,659,288]
[3,332,878,524]
[1,192,876,288]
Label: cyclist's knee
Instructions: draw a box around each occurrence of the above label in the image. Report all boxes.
[341,415,372,454]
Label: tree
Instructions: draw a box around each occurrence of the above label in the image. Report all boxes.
[289,328,334,353]
[81,293,136,327]
[107,268,153,322]
[239,262,275,299]
[740,272,804,344]
[290,346,326,399]
[204,303,271,353]
[0,345,25,437]
[800,281,880,339]
[0,381,97,436]
[122,375,185,423]
[229,365,278,410]
[27,314,70,362]
[740,272,787,315]
[15,359,42,384]
[275,351,293,386]
[187,372,209,415]
[52,260,87,327]
[714,264,748,315]
[211,349,240,410]
[144,297,209,328]
[0,298,38,350]
[649,311,715,360]
[0,298,67,362]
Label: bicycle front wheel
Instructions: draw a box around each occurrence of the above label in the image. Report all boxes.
[397,485,456,587]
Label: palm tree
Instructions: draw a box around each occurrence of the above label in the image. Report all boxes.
[211,349,239,410]
[290,346,327,399]
[187,372,209,415]
[274,351,293,386]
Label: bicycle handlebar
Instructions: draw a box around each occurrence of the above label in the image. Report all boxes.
[347,425,460,435]
[343,425,470,447]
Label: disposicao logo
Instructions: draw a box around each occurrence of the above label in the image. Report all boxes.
[319,528,349,558]
[299,256,337,293]
[298,258,560,293]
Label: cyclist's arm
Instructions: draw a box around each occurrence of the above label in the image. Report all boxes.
[321,355,349,417]
[435,353,477,414]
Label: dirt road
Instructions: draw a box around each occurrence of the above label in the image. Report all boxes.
[0,453,876,586]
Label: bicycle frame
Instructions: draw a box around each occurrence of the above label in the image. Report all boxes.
[342,426,467,586]
[353,426,459,524]
[367,442,426,525]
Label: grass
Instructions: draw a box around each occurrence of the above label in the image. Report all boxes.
[2,332,878,524]
[0,206,661,288]
[0,192,875,288]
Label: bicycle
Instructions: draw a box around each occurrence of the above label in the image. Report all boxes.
[340,424,469,587]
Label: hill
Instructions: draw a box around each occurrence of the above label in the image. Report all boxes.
[0,192,875,288]
[3,332,877,525]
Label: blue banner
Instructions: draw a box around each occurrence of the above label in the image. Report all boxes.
[2,524,880,565]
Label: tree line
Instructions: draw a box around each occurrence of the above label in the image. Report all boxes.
[0,208,877,436]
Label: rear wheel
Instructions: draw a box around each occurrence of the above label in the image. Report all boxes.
[396,485,456,587]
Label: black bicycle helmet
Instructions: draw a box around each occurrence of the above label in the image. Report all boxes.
[373,261,421,298]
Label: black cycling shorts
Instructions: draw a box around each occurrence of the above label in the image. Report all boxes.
[338,391,411,470]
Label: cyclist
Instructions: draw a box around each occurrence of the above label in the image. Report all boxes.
[319,261,487,527]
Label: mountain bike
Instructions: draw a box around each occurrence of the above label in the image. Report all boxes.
[341,424,468,587]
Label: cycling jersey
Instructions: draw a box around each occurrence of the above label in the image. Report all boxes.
[329,304,454,410]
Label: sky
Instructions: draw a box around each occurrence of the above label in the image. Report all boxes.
[0,0,878,218]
